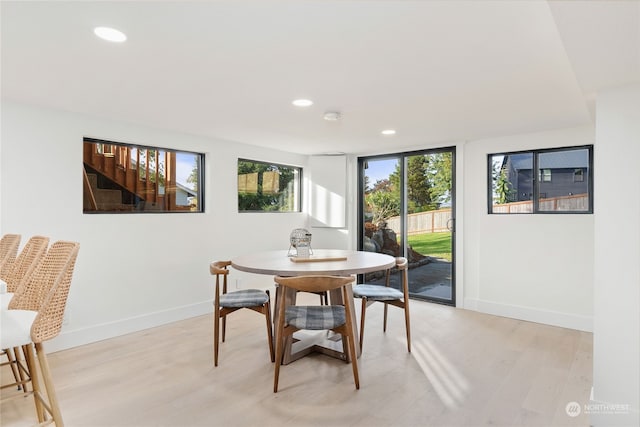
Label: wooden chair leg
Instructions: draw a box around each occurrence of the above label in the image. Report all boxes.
[24,344,46,424]
[19,345,31,393]
[343,295,360,390]
[4,348,22,391]
[15,346,29,393]
[35,342,64,427]
[273,326,284,393]
[346,333,360,389]
[264,300,275,362]
[404,303,411,353]
[383,302,389,332]
[340,331,349,360]
[214,305,220,366]
[221,316,227,342]
[359,298,367,351]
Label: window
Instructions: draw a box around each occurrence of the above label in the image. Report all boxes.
[238,159,301,212]
[539,169,552,182]
[489,145,593,214]
[83,138,204,213]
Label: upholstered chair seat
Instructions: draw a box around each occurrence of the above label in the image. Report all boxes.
[284,305,346,330]
[353,285,403,301]
[219,289,270,308]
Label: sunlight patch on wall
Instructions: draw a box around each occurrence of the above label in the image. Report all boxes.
[309,155,346,228]
[310,183,345,227]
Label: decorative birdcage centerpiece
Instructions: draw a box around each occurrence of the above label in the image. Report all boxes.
[288,228,313,257]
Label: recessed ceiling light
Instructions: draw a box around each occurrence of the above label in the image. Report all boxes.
[94,27,127,43]
[381,129,396,135]
[292,99,313,107]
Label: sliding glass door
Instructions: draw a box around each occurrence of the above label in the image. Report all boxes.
[358,147,455,305]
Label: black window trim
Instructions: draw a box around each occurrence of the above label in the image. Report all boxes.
[83,137,205,214]
[237,158,303,213]
[487,144,594,214]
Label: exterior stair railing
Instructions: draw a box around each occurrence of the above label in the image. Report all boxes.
[83,140,177,211]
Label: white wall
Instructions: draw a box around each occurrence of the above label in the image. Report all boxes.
[315,128,595,332]
[463,126,594,331]
[0,102,308,351]
[1,101,604,354]
[592,83,640,426]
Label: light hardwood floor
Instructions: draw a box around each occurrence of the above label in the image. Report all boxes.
[1,296,592,427]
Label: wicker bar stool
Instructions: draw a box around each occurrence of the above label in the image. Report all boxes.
[0,233,21,274]
[0,233,23,390]
[0,240,80,427]
[1,235,50,392]
[1,235,50,310]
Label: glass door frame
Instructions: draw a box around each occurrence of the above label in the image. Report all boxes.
[357,146,456,306]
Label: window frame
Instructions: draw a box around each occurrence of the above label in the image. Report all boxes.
[83,137,205,214]
[237,158,302,213]
[487,145,594,214]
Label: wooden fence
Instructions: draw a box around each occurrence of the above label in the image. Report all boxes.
[385,208,452,235]
[384,193,588,234]
[492,194,589,213]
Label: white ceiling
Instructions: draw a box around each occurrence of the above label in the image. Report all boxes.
[1,0,638,155]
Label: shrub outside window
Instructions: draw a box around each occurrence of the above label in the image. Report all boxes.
[83,138,204,213]
[238,159,301,212]
[489,145,593,214]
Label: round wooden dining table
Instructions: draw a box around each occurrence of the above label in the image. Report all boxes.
[231,249,396,364]
[231,249,396,277]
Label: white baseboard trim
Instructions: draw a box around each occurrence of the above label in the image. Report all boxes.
[589,387,640,427]
[47,301,213,353]
[463,298,593,332]
[47,297,592,353]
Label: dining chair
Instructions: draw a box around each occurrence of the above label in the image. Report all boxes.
[1,235,50,392]
[1,235,50,310]
[0,233,21,274]
[353,256,411,352]
[0,240,80,427]
[272,275,360,392]
[211,260,274,367]
[0,233,21,390]
[0,233,23,391]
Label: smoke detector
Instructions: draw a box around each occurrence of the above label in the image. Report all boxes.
[323,111,342,121]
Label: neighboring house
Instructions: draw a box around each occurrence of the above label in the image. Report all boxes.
[175,182,197,207]
[502,150,589,202]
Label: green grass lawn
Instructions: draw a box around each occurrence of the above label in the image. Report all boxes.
[407,231,452,261]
